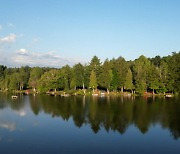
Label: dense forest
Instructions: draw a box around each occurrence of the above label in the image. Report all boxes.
[0,52,179,95]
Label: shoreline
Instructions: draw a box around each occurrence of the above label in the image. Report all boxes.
[0,89,175,98]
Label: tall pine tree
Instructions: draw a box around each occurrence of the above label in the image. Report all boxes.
[89,70,97,92]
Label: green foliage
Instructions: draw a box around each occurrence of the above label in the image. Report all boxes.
[110,69,118,91]
[89,56,101,84]
[28,67,44,89]
[72,63,84,88]
[62,65,72,90]
[89,56,101,70]
[9,73,21,90]
[133,55,151,94]
[113,57,128,91]
[70,78,76,90]
[37,69,60,92]
[0,52,179,94]
[76,89,85,95]
[18,66,30,90]
[0,65,6,79]
[167,52,180,92]
[0,65,7,90]
[148,65,160,93]
[124,68,133,91]
[98,59,112,91]
[84,65,90,88]
[89,70,97,90]
[150,55,161,67]
[158,61,168,93]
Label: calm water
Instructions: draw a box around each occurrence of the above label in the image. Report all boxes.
[0,94,179,154]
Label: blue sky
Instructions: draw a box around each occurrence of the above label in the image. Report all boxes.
[0,0,180,67]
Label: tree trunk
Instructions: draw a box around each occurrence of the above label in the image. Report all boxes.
[107,88,109,94]
[121,87,123,93]
[19,83,21,91]
[153,89,154,95]
[83,83,85,90]
[83,83,85,94]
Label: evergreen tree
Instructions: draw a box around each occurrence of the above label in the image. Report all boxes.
[89,56,101,70]
[37,69,59,92]
[0,52,179,95]
[124,68,134,93]
[72,63,84,88]
[70,78,76,90]
[158,61,168,93]
[28,67,44,91]
[167,52,180,93]
[114,57,128,92]
[110,69,118,91]
[99,59,112,92]
[61,65,72,90]
[148,65,160,94]
[133,55,151,94]
[89,56,101,85]
[150,55,161,67]
[0,65,6,79]
[89,70,97,92]
[18,66,30,90]
[9,72,21,90]
[0,65,7,90]
[84,65,91,88]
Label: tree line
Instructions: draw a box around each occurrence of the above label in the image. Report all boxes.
[0,52,179,95]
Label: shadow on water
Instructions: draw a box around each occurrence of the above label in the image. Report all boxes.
[0,93,180,139]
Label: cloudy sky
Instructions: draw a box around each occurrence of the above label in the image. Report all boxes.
[0,0,180,67]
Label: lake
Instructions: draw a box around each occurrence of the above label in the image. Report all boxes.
[0,94,179,154]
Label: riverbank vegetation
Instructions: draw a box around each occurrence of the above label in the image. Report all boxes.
[0,52,179,96]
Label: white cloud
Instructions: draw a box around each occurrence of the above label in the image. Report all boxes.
[12,49,77,67]
[0,33,16,43]
[7,23,14,28]
[15,109,27,117]
[32,38,39,43]
[17,48,29,55]
[0,122,16,131]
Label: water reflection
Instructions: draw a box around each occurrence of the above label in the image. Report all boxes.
[0,121,16,131]
[0,94,180,139]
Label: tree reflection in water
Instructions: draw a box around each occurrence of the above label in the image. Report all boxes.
[0,94,179,139]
